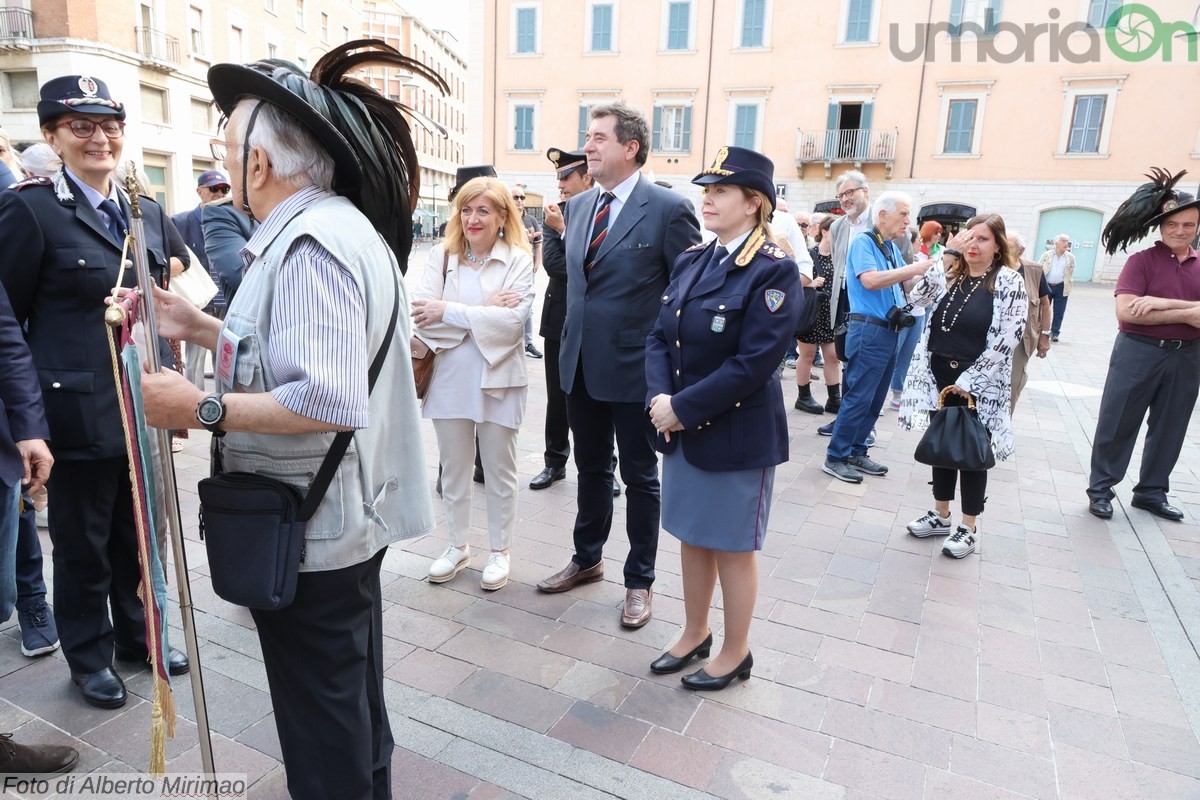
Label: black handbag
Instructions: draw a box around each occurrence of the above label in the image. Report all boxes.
[793,285,829,339]
[197,266,400,611]
[914,386,996,472]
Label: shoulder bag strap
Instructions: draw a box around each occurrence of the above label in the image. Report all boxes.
[297,258,401,521]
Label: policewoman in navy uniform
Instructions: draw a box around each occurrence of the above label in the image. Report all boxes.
[645,147,801,690]
[0,75,188,710]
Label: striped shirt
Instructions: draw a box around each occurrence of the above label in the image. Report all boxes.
[240,185,368,428]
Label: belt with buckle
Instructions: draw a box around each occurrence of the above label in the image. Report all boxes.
[1123,332,1199,350]
[847,313,899,332]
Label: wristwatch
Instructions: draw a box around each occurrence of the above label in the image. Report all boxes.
[196,393,227,436]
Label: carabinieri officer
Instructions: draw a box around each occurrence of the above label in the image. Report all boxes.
[645,146,801,690]
[0,75,188,710]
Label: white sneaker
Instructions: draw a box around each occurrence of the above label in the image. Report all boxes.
[942,525,978,558]
[427,545,470,583]
[907,510,952,537]
[481,552,510,591]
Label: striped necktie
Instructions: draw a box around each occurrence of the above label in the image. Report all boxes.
[584,191,616,272]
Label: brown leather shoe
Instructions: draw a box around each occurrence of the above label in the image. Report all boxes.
[621,588,652,628]
[0,733,79,773]
[537,560,603,593]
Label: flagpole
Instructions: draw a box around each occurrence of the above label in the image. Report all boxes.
[123,165,216,777]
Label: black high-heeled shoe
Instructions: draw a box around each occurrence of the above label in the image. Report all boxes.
[681,651,753,691]
[650,632,713,675]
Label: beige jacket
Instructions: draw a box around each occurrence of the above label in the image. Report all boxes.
[1018,258,1047,356]
[1039,248,1076,295]
[413,241,535,398]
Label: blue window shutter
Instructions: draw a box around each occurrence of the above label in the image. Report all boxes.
[734,105,756,149]
[824,102,839,159]
[592,4,612,51]
[985,0,1003,34]
[668,2,690,49]
[682,106,692,152]
[857,102,873,159]
[516,8,536,53]
[1068,95,1105,153]
[949,0,964,35]
[1089,0,1123,28]
[944,99,976,153]
[742,0,765,47]
[515,106,533,150]
[579,106,589,149]
[652,106,663,151]
[846,0,872,42]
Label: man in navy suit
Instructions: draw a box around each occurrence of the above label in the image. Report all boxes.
[172,169,230,387]
[536,102,701,628]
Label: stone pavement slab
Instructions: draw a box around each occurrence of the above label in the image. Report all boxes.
[4,254,1200,799]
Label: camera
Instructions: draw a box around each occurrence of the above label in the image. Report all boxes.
[886,304,917,329]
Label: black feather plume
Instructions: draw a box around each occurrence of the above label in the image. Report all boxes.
[1101,167,1188,255]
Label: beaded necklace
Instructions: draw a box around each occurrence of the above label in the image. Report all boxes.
[939,269,991,333]
[464,249,491,266]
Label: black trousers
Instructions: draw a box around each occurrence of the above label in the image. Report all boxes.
[929,353,988,517]
[46,458,147,674]
[251,548,392,800]
[542,337,571,470]
[1089,333,1200,503]
[565,363,660,588]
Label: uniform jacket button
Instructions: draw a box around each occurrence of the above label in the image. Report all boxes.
[77,259,86,267]
[675,340,681,348]
[719,304,726,310]
[675,369,680,376]
[675,310,681,317]
[735,402,741,408]
[51,382,62,389]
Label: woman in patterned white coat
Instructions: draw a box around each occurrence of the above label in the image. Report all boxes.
[898,214,1027,559]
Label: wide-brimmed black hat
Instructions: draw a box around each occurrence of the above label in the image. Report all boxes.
[546,146,586,178]
[449,165,497,200]
[207,60,363,194]
[1103,167,1200,254]
[691,146,777,212]
[37,75,126,126]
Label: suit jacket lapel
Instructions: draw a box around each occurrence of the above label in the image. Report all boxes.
[595,174,646,264]
[688,242,738,300]
[65,174,123,250]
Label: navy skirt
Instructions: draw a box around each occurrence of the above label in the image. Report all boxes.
[661,448,775,552]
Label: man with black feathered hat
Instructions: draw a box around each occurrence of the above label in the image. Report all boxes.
[138,42,438,798]
[1087,168,1200,522]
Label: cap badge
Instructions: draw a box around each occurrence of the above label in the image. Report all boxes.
[77,76,99,97]
[1162,198,1181,214]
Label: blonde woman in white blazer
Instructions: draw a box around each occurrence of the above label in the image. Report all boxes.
[412,176,535,590]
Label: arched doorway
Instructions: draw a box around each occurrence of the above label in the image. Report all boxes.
[1034,208,1104,282]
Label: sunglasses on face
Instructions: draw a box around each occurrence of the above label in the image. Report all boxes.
[799,222,809,229]
[512,194,526,200]
[56,118,125,140]
[206,186,230,195]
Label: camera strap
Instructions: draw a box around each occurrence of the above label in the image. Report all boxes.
[867,228,905,308]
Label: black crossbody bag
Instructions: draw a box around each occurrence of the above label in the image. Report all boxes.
[197,267,400,611]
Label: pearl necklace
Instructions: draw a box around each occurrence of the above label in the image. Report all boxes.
[939,270,990,333]
[464,250,490,265]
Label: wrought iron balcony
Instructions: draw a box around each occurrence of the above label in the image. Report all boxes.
[0,7,34,50]
[134,26,180,71]
[796,128,900,179]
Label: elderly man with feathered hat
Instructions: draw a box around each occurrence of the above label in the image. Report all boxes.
[1087,168,1200,523]
[139,42,441,797]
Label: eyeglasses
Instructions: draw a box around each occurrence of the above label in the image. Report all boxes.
[209,138,235,161]
[512,194,526,200]
[836,186,863,201]
[799,222,809,229]
[56,119,125,140]
[206,186,230,196]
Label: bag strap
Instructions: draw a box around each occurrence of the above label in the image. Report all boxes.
[297,259,401,521]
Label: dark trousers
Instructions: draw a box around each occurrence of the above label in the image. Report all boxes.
[1089,334,1200,503]
[542,337,571,470]
[565,364,660,588]
[928,353,989,516]
[252,549,392,800]
[1048,283,1068,336]
[46,458,146,674]
[16,497,48,610]
[828,319,898,461]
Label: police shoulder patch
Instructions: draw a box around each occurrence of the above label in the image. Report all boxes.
[12,176,51,191]
[764,289,786,313]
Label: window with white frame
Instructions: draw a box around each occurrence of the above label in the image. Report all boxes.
[663,0,694,51]
[320,12,329,42]
[264,0,275,13]
[514,104,535,150]
[229,24,245,61]
[588,1,616,53]
[140,84,169,126]
[739,0,767,48]
[943,100,977,153]
[3,71,39,108]
[294,0,304,29]
[1056,79,1122,156]
[188,6,205,54]
[1087,0,1123,27]
[935,82,991,156]
[653,105,692,153]
[841,0,876,44]
[513,4,540,54]
[727,98,764,150]
[190,97,214,132]
[949,0,1003,36]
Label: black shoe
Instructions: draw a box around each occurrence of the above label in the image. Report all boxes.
[525,343,543,359]
[115,645,190,676]
[1088,498,1113,519]
[1131,497,1185,521]
[72,667,126,709]
[681,652,753,691]
[613,481,621,497]
[1051,334,1060,342]
[474,467,485,484]
[650,633,713,675]
[825,383,842,414]
[794,387,824,415]
[0,734,79,774]
[529,466,566,490]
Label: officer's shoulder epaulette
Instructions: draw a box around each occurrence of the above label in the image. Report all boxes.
[759,242,788,261]
[684,241,707,253]
[12,176,51,191]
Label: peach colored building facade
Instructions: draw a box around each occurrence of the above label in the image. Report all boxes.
[469,0,1200,280]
